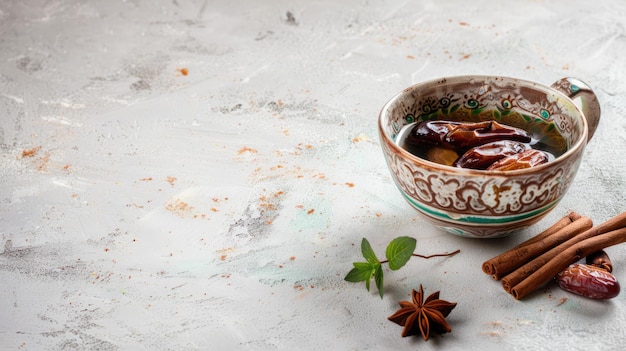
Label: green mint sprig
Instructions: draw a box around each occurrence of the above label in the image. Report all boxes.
[344,237,459,298]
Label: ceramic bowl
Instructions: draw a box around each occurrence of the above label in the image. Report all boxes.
[378,76,600,238]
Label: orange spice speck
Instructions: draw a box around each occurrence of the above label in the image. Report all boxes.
[345,182,354,187]
[21,146,41,158]
[36,153,50,171]
[307,209,315,214]
[166,176,177,186]
[238,146,258,155]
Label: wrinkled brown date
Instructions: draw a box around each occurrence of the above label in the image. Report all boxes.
[454,140,528,169]
[556,263,620,299]
[406,120,532,150]
[486,149,549,171]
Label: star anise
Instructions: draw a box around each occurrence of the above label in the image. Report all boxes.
[387,285,457,340]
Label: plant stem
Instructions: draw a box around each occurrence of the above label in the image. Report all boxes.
[413,249,461,259]
[379,249,460,264]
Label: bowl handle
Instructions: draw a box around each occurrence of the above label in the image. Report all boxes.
[551,77,601,142]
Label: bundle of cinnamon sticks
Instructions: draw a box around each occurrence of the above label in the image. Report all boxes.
[483,211,626,299]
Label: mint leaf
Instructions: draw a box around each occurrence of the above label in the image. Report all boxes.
[344,262,374,283]
[385,236,417,270]
[374,264,384,298]
[346,236,458,299]
[361,238,379,264]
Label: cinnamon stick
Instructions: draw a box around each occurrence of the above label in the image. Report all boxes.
[502,211,626,294]
[511,227,626,299]
[509,212,582,250]
[482,213,590,280]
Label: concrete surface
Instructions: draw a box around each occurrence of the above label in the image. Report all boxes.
[1,0,626,350]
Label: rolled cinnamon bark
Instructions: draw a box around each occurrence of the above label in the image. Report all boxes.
[482,213,590,280]
[511,212,582,249]
[502,211,626,294]
[511,227,626,299]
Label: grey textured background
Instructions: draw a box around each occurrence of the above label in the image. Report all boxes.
[1,0,626,350]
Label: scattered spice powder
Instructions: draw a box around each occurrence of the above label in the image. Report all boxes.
[166,176,177,186]
[238,146,258,155]
[166,199,194,217]
[352,133,371,143]
[21,146,41,158]
[36,153,50,171]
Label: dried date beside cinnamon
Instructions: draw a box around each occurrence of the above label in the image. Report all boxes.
[406,120,532,150]
[454,140,528,170]
[586,250,613,272]
[556,263,620,299]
